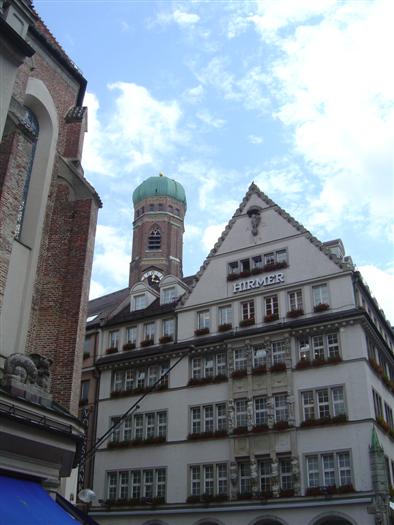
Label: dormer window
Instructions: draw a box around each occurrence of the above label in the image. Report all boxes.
[148,229,161,250]
[134,294,146,310]
[163,286,176,304]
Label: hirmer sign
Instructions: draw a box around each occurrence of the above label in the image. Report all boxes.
[232,273,284,293]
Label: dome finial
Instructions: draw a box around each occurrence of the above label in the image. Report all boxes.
[159,172,164,177]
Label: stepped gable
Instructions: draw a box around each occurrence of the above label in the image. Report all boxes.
[179,182,350,306]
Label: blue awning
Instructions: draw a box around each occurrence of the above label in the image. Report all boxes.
[0,475,78,525]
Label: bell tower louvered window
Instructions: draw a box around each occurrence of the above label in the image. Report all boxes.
[148,228,161,250]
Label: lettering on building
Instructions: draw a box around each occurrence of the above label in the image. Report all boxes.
[232,273,285,293]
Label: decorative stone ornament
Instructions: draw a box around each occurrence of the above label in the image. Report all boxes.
[247,206,262,236]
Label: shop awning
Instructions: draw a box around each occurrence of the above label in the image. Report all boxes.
[0,475,78,525]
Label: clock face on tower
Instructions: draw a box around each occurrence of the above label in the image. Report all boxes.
[142,270,163,286]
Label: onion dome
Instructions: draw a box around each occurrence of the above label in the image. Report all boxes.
[132,173,187,209]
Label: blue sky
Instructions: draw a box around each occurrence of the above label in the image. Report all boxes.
[35,0,393,323]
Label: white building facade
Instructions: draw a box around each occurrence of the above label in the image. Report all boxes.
[86,181,394,525]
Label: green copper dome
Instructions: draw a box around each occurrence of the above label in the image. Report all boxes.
[133,174,187,209]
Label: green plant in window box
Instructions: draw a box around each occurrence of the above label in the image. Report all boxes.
[239,318,255,327]
[287,308,304,318]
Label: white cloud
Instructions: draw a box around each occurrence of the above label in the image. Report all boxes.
[83,84,183,176]
[89,280,107,300]
[202,223,227,252]
[184,223,202,241]
[173,9,200,26]
[358,264,394,324]
[248,134,264,144]
[92,225,131,288]
[196,110,226,128]
[250,0,394,237]
[254,163,306,197]
[185,84,204,104]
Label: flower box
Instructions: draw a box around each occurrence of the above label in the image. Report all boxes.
[186,495,201,504]
[233,426,248,435]
[273,420,290,431]
[194,327,210,336]
[252,365,267,375]
[251,267,263,275]
[188,375,227,387]
[237,492,253,500]
[327,354,342,364]
[105,347,118,355]
[301,415,346,428]
[140,339,154,347]
[336,484,354,494]
[263,261,288,272]
[159,335,173,344]
[279,488,294,498]
[218,323,232,332]
[227,273,239,281]
[83,352,90,360]
[313,303,330,313]
[287,308,304,318]
[252,424,269,433]
[270,362,286,373]
[296,359,311,370]
[312,357,326,367]
[264,313,279,323]
[306,486,324,497]
[377,416,390,433]
[212,374,228,383]
[239,318,255,327]
[231,369,247,379]
[187,430,227,441]
[122,342,136,351]
[240,270,251,278]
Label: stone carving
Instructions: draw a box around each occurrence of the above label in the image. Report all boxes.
[250,454,258,494]
[230,461,238,486]
[3,353,37,385]
[271,456,279,497]
[228,399,235,433]
[247,399,254,431]
[30,354,52,392]
[247,207,261,236]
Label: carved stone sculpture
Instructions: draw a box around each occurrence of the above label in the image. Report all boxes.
[3,353,37,386]
[30,353,52,392]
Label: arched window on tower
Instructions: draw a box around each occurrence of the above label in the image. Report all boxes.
[148,228,161,250]
[15,107,39,240]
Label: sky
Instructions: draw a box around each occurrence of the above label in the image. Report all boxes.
[35,0,394,323]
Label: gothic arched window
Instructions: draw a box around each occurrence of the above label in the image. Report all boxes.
[15,107,39,240]
[148,228,161,250]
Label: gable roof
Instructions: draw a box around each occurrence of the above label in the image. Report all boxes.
[179,182,352,305]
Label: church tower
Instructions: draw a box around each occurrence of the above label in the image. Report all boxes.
[129,174,186,287]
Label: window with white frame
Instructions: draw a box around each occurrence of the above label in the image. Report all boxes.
[252,254,263,269]
[305,451,352,489]
[134,294,146,311]
[218,305,232,325]
[301,386,346,421]
[162,318,175,338]
[385,402,393,428]
[234,348,248,370]
[264,295,278,316]
[162,286,176,304]
[288,289,303,310]
[111,362,169,393]
[297,332,341,362]
[189,463,228,497]
[274,394,288,422]
[235,398,248,428]
[197,310,210,330]
[279,458,293,490]
[312,284,329,307]
[126,326,137,344]
[190,352,227,379]
[189,403,227,435]
[228,261,239,275]
[106,468,166,501]
[372,389,383,419]
[254,397,268,426]
[264,249,288,266]
[240,258,250,273]
[144,322,155,341]
[252,345,267,368]
[271,340,286,365]
[259,459,272,493]
[109,330,119,349]
[241,300,255,321]
[239,463,251,495]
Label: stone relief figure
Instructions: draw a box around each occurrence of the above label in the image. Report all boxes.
[247,399,254,430]
[3,353,37,386]
[250,454,258,493]
[247,206,262,236]
[271,456,279,497]
[230,461,238,486]
[30,354,52,392]
[228,399,235,433]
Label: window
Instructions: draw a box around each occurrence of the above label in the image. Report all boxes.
[106,469,166,501]
[279,458,293,490]
[162,318,175,338]
[252,255,263,269]
[288,289,303,310]
[189,464,228,497]
[240,259,250,273]
[148,228,161,250]
[189,403,227,435]
[162,287,176,304]
[235,399,248,428]
[297,332,341,362]
[218,305,232,325]
[372,389,383,419]
[241,300,255,321]
[276,249,287,263]
[197,310,210,330]
[264,295,278,316]
[274,394,288,422]
[239,463,251,495]
[158,203,163,211]
[83,335,93,358]
[252,345,267,368]
[191,352,227,379]
[126,326,137,344]
[272,340,286,365]
[80,380,89,402]
[259,459,272,493]
[111,362,169,393]
[312,284,329,307]
[134,294,146,311]
[385,402,393,428]
[305,451,352,489]
[109,330,119,349]
[264,249,288,266]
[149,203,155,211]
[254,397,268,426]
[234,348,248,370]
[144,322,155,341]
[168,205,173,214]
[301,387,346,422]
[228,261,239,275]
